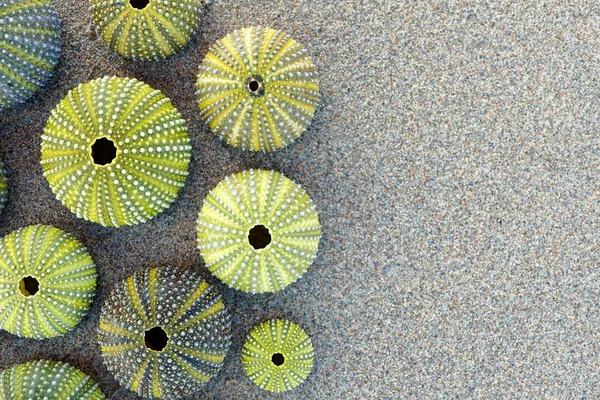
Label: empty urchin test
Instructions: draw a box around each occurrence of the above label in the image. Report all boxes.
[41,76,191,227]
[196,26,320,151]
[89,0,203,61]
[98,266,232,399]
[0,0,61,111]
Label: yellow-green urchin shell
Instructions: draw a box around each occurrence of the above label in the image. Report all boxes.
[0,360,105,399]
[242,319,314,393]
[196,26,320,151]
[98,266,232,399]
[0,225,97,339]
[41,76,191,227]
[196,169,321,294]
[0,0,61,111]
[89,0,203,61]
[0,158,7,215]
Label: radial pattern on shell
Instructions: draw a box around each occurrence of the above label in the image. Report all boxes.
[0,225,97,339]
[196,26,320,151]
[41,76,191,227]
[0,158,7,216]
[196,169,321,293]
[89,0,203,61]
[0,0,61,111]
[98,266,232,399]
[242,319,314,393]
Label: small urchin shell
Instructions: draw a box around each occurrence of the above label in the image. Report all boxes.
[0,360,105,399]
[98,266,231,399]
[242,319,314,393]
[0,225,97,339]
[89,0,203,61]
[0,0,61,111]
[196,169,321,293]
[196,26,320,151]
[0,157,7,215]
[41,76,191,227]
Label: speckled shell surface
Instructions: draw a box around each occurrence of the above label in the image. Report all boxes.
[97,266,232,399]
[41,76,191,227]
[196,26,320,151]
[0,0,61,111]
[196,169,321,293]
[0,158,7,216]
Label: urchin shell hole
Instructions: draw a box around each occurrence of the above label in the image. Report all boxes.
[129,0,150,9]
[19,276,39,297]
[248,225,271,249]
[145,326,169,351]
[271,353,285,366]
[91,137,117,166]
[245,75,265,97]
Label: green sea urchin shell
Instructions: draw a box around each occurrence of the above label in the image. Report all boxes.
[0,225,96,339]
[0,158,7,215]
[89,0,203,61]
[242,319,314,393]
[0,0,61,111]
[196,26,320,151]
[0,360,105,399]
[98,266,231,399]
[41,76,191,227]
[196,169,321,293]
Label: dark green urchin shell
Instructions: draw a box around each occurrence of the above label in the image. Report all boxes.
[89,0,203,61]
[196,26,320,151]
[41,76,191,227]
[0,225,97,339]
[0,158,7,215]
[0,0,61,111]
[0,360,105,399]
[98,266,232,399]
[242,319,314,393]
[196,169,321,294]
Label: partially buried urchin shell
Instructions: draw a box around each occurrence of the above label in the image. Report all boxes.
[41,76,191,227]
[0,0,61,111]
[89,0,203,61]
[196,26,320,151]
[196,169,321,294]
[242,319,314,393]
[98,266,232,399]
[0,360,105,399]
[0,225,97,339]
[0,157,7,216]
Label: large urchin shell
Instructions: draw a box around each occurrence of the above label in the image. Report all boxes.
[196,26,320,151]
[89,0,203,61]
[0,360,105,399]
[98,266,232,399]
[0,0,61,111]
[0,225,97,339]
[0,157,7,215]
[196,169,321,293]
[242,319,314,393]
[41,76,191,227]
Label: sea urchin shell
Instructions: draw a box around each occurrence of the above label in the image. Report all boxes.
[0,157,7,216]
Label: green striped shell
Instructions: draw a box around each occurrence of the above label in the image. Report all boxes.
[0,360,105,399]
[242,319,314,393]
[196,169,321,293]
[41,76,191,227]
[0,0,61,111]
[0,158,7,215]
[89,0,203,61]
[196,26,320,151]
[0,225,97,339]
[98,266,231,399]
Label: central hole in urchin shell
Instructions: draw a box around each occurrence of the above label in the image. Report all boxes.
[129,0,150,9]
[91,137,117,166]
[19,276,39,297]
[248,225,271,249]
[245,74,265,97]
[144,326,169,351]
[271,353,285,366]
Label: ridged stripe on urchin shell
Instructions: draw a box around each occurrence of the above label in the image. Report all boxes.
[196,26,320,151]
[0,158,7,216]
[89,0,203,61]
[0,360,105,399]
[98,266,231,399]
[41,76,191,227]
[196,169,321,293]
[242,319,314,393]
[0,225,97,339]
[0,0,61,111]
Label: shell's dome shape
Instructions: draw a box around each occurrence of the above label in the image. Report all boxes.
[196,26,320,151]
[89,0,203,61]
[0,360,105,399]
[0,158,7,215]
[242,319,314,393]
[0,225,97,339]
[98,266,232,399]
[0,0,61,111]
[196,169,321,293]
[41,76,191,227]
